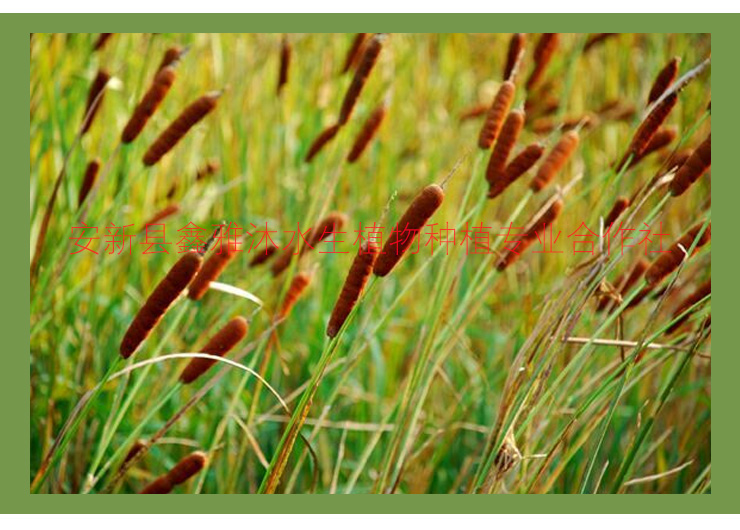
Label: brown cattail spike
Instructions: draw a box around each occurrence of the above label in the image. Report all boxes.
[648,57,680,106]
[629,126,677,167]
[305,212,348,251]
[374,184,445,277]
[503,33,526,81]
[78,159,101,207]
[485,109,525,187]
[478,81,516,150]
[139,476,173,494]
[603,196,630,229]
[141,203,180,232]
[459,103,488,122]
[120,252,203,359]
[249,245,278,267]
[187,244,239,301]
[347,104,387,163]
[526,33,559,91]
[497,199,564,271]
[277,35,291,95]
[583,33,618,52]
[278,272,312,319]
[122,66,177,144]
[488,143,544,199]
[338,34,385,126]
[668,279,711,333]
[81,69,111,135]
[327,244,379,338]
[670,134,711,196]
[93,33,114,51]
[342,33,368,74]
[619,93,678,170]
[167,451,207,486]
[179,317,249,384]
[644,223,711,287]
[305,124,341,163]
[530,130,579,192]
[158,46,185,73]
[143,92,220,166]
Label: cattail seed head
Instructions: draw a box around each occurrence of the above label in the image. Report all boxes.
[347,104,387,163]
[339,33,385,126]
[123,440,148,466]
[158,46,185,73]
[374,184,445,277]
[485,109,525,187]
[141,203,180,232]
[603,196,630,229]
[249,245,278,267]
[81,69,111,135]
[488,143,544,199]
[645,223,711,287]
[619,92,678,170]
[478,81,516,150]
[629,126,677,167]
[530,130,579,192]
[278,272,312,320]
[305,123,341,163]
[327,244,379,338]
[306,212,348,250]
[271,243,296,277]
[503,33,526,81]
[670,134,711,196]
[139,476,173,494]
[648,57,680,106]
[583,33,618,52]
[167,451,207,486]
[180,317,248,384]
[668,279,711,333]
[121,66,177,144]
[526,33,559,91]
[277,34,291,95]
[93,33,114,51]
[120,252,203,359]
[342,33,368,74]
[143,92,220,166]
[459,103,488,122]
[187,245,239,301]
[78,159,101,207]
[497,199,564,271]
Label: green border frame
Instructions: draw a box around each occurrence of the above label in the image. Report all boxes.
[12,15,734,513]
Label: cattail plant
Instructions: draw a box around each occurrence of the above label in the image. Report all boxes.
[668,279,711,333]
[81,69,111,135]
[526,33,559,91]
[374,184,445,277]
[629,126,677,167]
[478,81,516,150]
[305,124,341,163]
[327,243,379,337]
[347,103,387,163]
[180,317,249,383]
[670,134,711,196]
[141,203,180,231]
[644,223,711,287]
[497,198,563,271]
[158,46,185,73]
[187,244,239,301]
[249,245,278,267]
[121,66,177,144]
[618,92,678,170]
[122,440,147,466]
[271,212,347,276]
[459,103,488,122]
[143,92,221,166]
[120,251,203,359]
[93,33,114,51]
[196,159,220,181]
[583,33,618,52]
[277,272,312,320]
[503,33,526,81]
[485,109,525,188]
[277,34,291,95]
[139,451,207,494]
[603,196,630,229]
[597,258,648,312]
[77,159,101,207]
[648,57,680,105]
[666,148,692,172]
[342,33,367,74]
[338,33,386,126]
[531,114,596,135]
[488,143,544,199]
[530,130,579,192]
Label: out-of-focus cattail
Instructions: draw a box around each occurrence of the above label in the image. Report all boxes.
[81,69,111,135]
[603,196,630,229]
[342,33,368,73]
[305,123,341,163]
[478,81,516,150]
[305,212,348,251]
[278,272,312,320]
[139,476,172,494]
[120,252,203,359]
[347,104,387,163]
[143,92,220,166]
[180,317,248,383]
[666,148,692,172]
[187,245,239,301]
[618,92,678,170]
[497,199,564,271]
[277,34,291,95]
[488,143,544,199]
[121,66,177,144]
[338,33,385,126]
[249,245,278,267]
[485,109,525,187]
[459,103,488,122]
[629,126,677,167]
[327,244,379,338]
[583,33,618,52]
[123,440,147,466]
[141,203,180,231]
[597,258,648,312]
[140,451,207,494]
[158,46,185,73]
[670,134,711,196]
[648,57,680,106]
[526,33,559,91]
[531,114,596,135]
[78,159,101,207]
[374,184,445,277]
[93,33,114,51]
[668,279,711,333]
[196,159,220,181]
[271,244,296,277]
[645,223,711,287]
[530,130,579,192]
[503,33,526,81]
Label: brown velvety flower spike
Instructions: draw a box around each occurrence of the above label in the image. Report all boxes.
[141,203,180,231]
[342,33,368,74]
[339,33,385,126]
[277,34,291,95]
[78,159,101,207]
[618,92,678,170]
[81,69,111,135]
[347,104,387,163]
[327,244,379,338]
[139,451,207,494]
[603,196,630,229]
[668,279,711,333]
[249,245,278,267]
[478,81,516,150]
[158,46,185,73]
[485,109,525,187]
[583,33,618,52]
[179,317,248,384]
[670,134,711,196]
[497,199,564,271]
[503,33,526,81]
[648,57,680,105]
[122,66,177,144]
[644,223,711,287]
[187,244,239,301]
[629,126,677,167]
[305,124,341,163]
[278,272,312,320]
[526,33,559,91]
[488,143,544,199]
[530,130,579,192]
[93,33,114,51]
